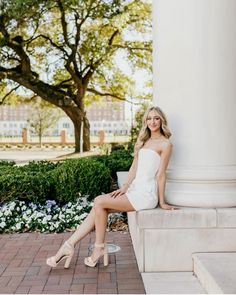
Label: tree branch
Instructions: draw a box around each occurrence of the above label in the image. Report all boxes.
[0,15,31,72]
[108,30,119,45]
[55,78,73,88]
[24,18,40,43]
[27,34,68,56]
[1,47,21,63]
[112,44,151,51]
[54,2,83,83]
[82,52,111,88]
[0,65,74,108]
[87,87,135,104]
[26,34,81,84]
[0,85,20,105]
[56,0,71,49]
[0,15,10,39]
[65,58,81,85]
[74,0,94,46]
[82,30,121,87]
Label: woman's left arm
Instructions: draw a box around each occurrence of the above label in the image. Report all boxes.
[156,142,179,210]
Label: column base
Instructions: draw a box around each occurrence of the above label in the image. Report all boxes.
[166,165,236,207]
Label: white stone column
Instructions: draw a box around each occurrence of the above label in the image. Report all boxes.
[153,0,236,207]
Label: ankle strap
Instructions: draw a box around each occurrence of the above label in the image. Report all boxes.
[65,241,73,248]
[94,242,106,248]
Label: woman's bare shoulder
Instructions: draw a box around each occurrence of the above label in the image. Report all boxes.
[154,138,173,155]
[160,138,173,151]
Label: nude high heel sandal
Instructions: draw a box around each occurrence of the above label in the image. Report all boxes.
[84,243,109,267]
[46,241,74,269]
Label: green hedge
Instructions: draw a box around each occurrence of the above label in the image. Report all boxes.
[50,158,111,203]
[0,170,53,204]
[92,148,133,178]
[0,149,132,205]
[18,160,59,174]
[0,160,16,167]
[0,161,57,205]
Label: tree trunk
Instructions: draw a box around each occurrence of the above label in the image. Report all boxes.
[63,106,90,152]
[39,135,42,148]
[83,115,90,152]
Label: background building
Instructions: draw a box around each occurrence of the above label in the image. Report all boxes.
[0,99,131,139]
[86,99,130,136]
[0,105,28,137]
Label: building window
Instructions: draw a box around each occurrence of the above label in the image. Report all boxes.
[63,123,70,128]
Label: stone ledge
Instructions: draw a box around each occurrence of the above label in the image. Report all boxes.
[128,203,236,229]
[141,272,206,294]
[216,208,236,227]
[136,207,217,228]
[193,252,236,294]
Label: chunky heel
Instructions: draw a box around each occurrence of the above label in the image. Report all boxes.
[84,242,109,268]
[103,251,109,266]
[64,254,73,269]
[46,241,74,268]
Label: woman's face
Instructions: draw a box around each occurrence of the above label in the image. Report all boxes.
[146,109,161,132]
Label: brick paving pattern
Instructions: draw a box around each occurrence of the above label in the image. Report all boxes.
[0,231,145,294]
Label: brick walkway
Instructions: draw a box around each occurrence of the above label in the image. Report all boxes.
[0,231,145,294]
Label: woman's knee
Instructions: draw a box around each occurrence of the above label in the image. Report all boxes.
[93,195,104,210]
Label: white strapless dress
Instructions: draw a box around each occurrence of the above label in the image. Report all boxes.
[126,148,160,211]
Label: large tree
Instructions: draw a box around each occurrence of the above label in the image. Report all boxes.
[0,0,152,152]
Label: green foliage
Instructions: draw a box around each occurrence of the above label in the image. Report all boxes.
[18,160,59,174]
[130,103,149,145]
[0,158,111,205]
[111,143,127,152]
[0,160,15,167]
[0,0,152,105]
[92,148,133,178]
[50,158,111,204]
[0,169,53,205]
[0,148,133,205]
[1,0,152,152]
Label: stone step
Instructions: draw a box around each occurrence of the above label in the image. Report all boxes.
[128,208,236,272]
[193,252,236,294]
[141,272,206,294]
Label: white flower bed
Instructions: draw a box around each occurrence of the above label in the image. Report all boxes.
[0,197,93,233]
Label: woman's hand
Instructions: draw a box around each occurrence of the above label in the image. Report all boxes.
[110,186,128,198]
[159,202,180,210]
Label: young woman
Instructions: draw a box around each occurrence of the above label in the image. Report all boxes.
[46,106,178,269]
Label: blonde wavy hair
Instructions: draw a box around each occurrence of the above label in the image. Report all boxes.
[134,106,172,155]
